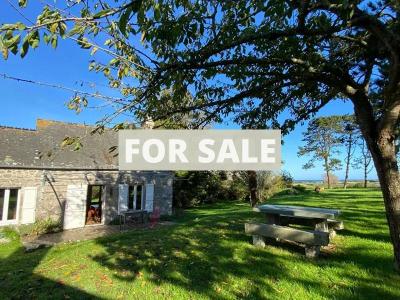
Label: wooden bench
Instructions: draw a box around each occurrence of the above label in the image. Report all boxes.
[278,216,344,238]
[245,222,330,258]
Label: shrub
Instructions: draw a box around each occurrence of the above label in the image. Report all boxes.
[323,173,339,186]
[18,218,61,236]
[173,170,292,207]
[293,184,307,192]
[173,171,248,208]
[352,182,364,188]
[0,227,19,243]
[256,171,285,200]
[285,188,300,195]
[314,186,325,193]
[281,171,294,188]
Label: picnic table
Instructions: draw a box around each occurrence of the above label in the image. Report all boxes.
[245,204,344,258]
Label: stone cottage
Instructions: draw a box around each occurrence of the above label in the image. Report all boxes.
[0,119,173,229]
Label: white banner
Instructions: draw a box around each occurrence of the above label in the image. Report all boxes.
[119,130,281,171]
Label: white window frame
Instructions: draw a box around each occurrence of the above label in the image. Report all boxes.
[128,184,144,211]
[0,188,21,226]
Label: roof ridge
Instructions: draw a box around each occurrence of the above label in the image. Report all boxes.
[36,118,96,129]
[0,125,36,131]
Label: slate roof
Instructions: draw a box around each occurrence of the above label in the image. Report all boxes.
[0,119,118,169]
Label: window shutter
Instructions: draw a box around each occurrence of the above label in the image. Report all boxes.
[145,183,154,212]
[21,187,37,224]
[118,184,129,213]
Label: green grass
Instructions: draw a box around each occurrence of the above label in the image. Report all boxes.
[0,188,399,299]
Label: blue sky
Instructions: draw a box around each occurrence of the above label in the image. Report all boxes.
[0,2,377,181]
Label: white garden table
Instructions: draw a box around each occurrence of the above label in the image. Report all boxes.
[254,204,341,231]
[245,204,343,257]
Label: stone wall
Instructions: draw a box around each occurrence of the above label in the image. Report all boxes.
[0,168,173,227]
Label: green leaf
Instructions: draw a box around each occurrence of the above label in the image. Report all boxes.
[131,0,142,13]
[118,67,124,79]
[118,7,132,37]
[141,31,146,43]
[20,35,29,58]
[59,22,67,38]
[51,35,58,48]
[49,23,59,33]
[1,44,8,60]
[154,4,160,21]
[74,141,83,151]
[28,30,40,49]
[43,33,51,44]
[93,9,112,19]
[103,67,110,76]
[18,0,27,8]
[10,45,18,55]
[5,34,21,48]
[89,61,96,71]
[1,24,19,31]
[67,24,85,37]
[90,47,98,55]
[78,37,91,49]
[82,97,88,107]
[16,22,27,31]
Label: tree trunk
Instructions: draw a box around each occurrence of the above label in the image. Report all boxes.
[327,171,331,189]
[247,170,258,207]
[364,160,368,188]
[324,157,331,189]
[352,92,400,271]
[369,131,400,271]
[343,134,353,189]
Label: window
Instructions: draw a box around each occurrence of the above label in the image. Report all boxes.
[0,188,20,224]
[8,189,18,220]
[0,189,4,221]
[128,186,135,210]
[128,185,144,211]
[136,185,142,210]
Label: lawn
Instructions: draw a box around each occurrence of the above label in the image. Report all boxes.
[0,188,399,299]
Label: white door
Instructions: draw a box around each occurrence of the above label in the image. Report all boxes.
[145,184,154,212]
[20,187,37,224]
[64,184,87,230]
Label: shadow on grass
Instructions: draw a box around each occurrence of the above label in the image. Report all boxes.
[0,188,399,299]
[89,201,399,299]
[0,231,99,299]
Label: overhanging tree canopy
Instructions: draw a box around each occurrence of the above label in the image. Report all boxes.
[1,0,400,270]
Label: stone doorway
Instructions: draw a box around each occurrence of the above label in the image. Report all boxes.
[85,185,103,225]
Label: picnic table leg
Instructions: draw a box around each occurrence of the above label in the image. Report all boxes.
[315,220,329,232]
[252,235,266,248]
[305,220,330,258]
[305,246,321,258]
[329,221,343,239]
[265,213,281,242]
[302,220,329,258]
